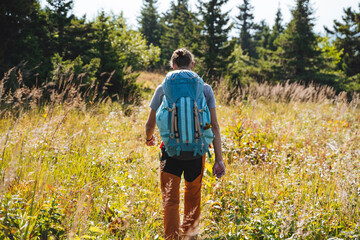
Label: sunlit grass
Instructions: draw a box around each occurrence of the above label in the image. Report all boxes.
[203,100,360,239]
[1,73,360,239]
[0,102,164,238]
[136,71,165,99]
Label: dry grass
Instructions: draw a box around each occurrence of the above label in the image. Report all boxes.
[0,71,360,239]
[215,79,360,108]
[200,98,360,238]
[136,71,165,92]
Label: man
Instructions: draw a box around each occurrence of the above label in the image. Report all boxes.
[145,48,225,239]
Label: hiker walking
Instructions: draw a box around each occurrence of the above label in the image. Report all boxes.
[145,48,225,239]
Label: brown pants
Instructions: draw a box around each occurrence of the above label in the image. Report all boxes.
[160,152,205,240]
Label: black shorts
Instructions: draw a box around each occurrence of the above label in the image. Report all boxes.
[160,147,203,182]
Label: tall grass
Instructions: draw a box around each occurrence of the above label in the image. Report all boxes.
[204,99,360,238]
[0,71,359,239]
[217,79,360,107]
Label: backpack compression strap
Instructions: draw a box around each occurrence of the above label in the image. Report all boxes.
[193,102,201,142]
[171,103,180,143]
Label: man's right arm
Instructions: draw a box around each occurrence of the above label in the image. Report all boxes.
[145,109,156,146]
[146,85,163,146]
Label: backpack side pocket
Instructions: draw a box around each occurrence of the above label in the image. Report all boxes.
[156,98,171,145]
[202,105,214,146]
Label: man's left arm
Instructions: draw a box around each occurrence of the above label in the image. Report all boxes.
[210,108,226,178]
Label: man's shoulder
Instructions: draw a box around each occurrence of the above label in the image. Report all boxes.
[203,84,213,94]
[203,83,212,89]
[155,84,164,93]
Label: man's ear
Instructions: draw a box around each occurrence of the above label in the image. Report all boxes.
[190,61,195,70]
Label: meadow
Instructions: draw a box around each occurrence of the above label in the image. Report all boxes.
[0,72,360,239]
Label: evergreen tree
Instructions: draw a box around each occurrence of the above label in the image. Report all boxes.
[0,0,53,88]
[276,0,319,82]
[138,0,161,47]
[91,12,160,101]
[65,17,95,62]
[178,7,202,59]
[199,0,233,78]
[45,0,75,57]
[236,0,256,58]
[0,0,39,73]
[159,1,178,65]
[17,5,51,85]
[92,12,123,95]
[45,0,97,70]
[325,5,360,77]
[268,6,284,51]
[273,6,284,34]
[159,0,200,67]
[253,20,271,50]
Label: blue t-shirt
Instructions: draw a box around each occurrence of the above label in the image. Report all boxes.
[150,83,216,111]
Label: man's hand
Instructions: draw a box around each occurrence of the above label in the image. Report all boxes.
[146,135,155,146]
[213,160,225,178]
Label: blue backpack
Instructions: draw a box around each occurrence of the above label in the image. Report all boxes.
[156,70,214,159]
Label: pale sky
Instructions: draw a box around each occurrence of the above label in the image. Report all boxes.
[40,0,360,35]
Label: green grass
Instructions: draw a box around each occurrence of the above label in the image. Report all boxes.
[203,101,360,239]
[1,76,360,239]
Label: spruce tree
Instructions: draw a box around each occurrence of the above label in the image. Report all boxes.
[325,6,360,77]
[159,0,199,67]
[277,0,319,82]
[91,12,159,101]
[138,0,161,47]
[178,7,202,59]
[273,6,284,34]
[45,0,75,57]
[253,20,271,50]
[199,0,233,78]
[268,6,284,51]
[64,17,95,62]
[0,0,39,73]
[236,0,256,58]
[0,0,52,87]
[159,1,181,66]
[91,12,140,101]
